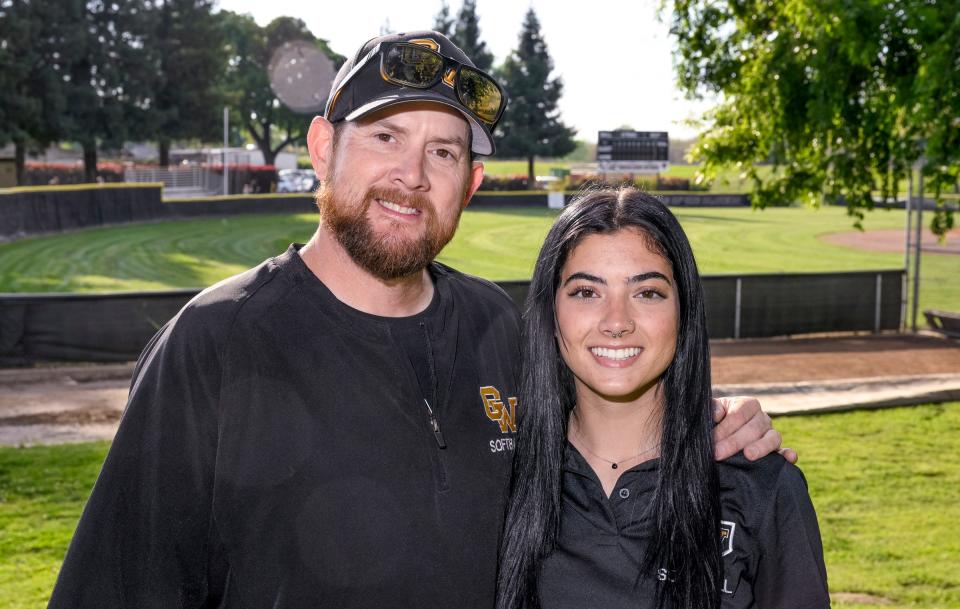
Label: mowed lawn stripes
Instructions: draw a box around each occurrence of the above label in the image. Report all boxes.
[0,206,954,312]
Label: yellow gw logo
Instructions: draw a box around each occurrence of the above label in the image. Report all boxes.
[480,386,517,433]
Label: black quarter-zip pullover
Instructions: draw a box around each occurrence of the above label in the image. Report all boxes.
[49,245,522,609]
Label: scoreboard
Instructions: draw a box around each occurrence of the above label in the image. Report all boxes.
[596,130,669,174]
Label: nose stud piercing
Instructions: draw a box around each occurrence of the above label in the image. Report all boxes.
[609,320,635,339]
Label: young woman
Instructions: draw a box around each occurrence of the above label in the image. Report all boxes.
[496,188,829,609]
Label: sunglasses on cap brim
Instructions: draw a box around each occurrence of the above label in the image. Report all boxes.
[326,42,505,127]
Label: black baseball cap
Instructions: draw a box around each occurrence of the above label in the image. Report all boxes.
[323,30,504,156]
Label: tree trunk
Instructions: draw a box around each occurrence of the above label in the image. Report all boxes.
[82,142,98,183]
[527,155,535,189]
[159,139,170,167]
[13,139,25,186]
[262,146,277,167]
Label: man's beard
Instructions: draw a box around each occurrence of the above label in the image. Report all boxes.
[318,182,462,281]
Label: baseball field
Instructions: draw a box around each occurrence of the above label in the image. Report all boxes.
[0,203,958,608]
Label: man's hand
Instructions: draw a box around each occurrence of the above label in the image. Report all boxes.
[712,396,798,463]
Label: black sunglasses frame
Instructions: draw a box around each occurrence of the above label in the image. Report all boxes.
[325,41,506,129]
[378,43,506,126]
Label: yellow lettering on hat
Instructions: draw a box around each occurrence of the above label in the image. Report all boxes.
[409,38,440,51]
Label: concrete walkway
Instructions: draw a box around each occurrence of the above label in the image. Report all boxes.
[1,334,958,445]
[714,373,960,415]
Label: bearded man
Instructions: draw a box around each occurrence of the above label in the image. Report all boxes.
[48,31,786,608]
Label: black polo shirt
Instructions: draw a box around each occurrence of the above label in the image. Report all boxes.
[538,448,830,609]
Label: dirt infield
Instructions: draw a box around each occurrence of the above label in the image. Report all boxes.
[2,333,958,445]
[711,333,960,384]
[821,227,960,254]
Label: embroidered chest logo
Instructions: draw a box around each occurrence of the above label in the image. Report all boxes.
[720,520,736,557]
[480,386,517,433]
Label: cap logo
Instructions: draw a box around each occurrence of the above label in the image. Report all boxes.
[442,67,457,88]
[408,38,440,51]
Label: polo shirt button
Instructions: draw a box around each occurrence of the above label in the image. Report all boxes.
[619,488,630,499]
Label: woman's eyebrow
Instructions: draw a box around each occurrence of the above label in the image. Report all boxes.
[628,271,671,285]
[562,272,605,286]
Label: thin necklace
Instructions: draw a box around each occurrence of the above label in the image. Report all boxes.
[571,416,658,470]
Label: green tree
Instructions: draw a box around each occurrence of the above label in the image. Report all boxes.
[0,0,65,183]
[149,0,227,167]
[219,12,343,167]
[433,1,455,37]
[667,0,959,235]
[495,8,576,185]
[56,0,156,181]
[452,0,493,72]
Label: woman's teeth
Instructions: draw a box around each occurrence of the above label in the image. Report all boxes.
[590,347,641,360]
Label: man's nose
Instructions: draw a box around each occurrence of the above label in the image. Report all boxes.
[390,149,429,191]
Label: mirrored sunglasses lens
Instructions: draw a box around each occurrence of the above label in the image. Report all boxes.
[458,68,502,124]
[382,45,443,87]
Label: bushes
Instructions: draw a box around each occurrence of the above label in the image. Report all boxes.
[478,173,710,192]
[566,174,708,192]
[20,162,279,195]
[23,162,124,185]
[478,174,532,191]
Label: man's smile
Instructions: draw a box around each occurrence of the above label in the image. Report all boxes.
[376,198,421,216]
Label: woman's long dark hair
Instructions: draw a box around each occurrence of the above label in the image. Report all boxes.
[496,187,721,609]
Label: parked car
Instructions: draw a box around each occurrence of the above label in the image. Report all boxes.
[278,169,318,193]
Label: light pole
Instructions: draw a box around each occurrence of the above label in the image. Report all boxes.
[223,107,229,196]
[909,142,926,332]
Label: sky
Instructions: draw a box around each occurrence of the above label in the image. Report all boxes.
[218,0,717,142]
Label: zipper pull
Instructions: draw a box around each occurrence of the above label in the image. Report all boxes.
[424,399,447,449]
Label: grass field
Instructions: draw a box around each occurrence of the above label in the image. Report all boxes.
[0,205,955,314]
[1,402,958,608]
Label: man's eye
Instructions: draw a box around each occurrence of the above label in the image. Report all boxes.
[433,148,457,160]
[376,133,394,143]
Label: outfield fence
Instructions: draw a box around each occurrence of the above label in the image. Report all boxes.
[0,184,749,242]
[0,270,903,365]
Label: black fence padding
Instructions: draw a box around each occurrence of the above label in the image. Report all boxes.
[494,281,532,311]
[703,277,738,338]
[659,194,748,207]
[0,186,167,239]
[470,193,547,207]
[0,290,197,366]
[0,271,903,365]
[165,195,317,217]
[467,193,749,208]
[1,187,752,241]
[736,270,903,338]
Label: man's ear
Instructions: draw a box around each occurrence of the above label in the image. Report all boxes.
[307,116,335,179]
[462,160,485,209]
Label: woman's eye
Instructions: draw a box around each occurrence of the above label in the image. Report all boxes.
[570,286,598,298]
[637,289,665,300]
